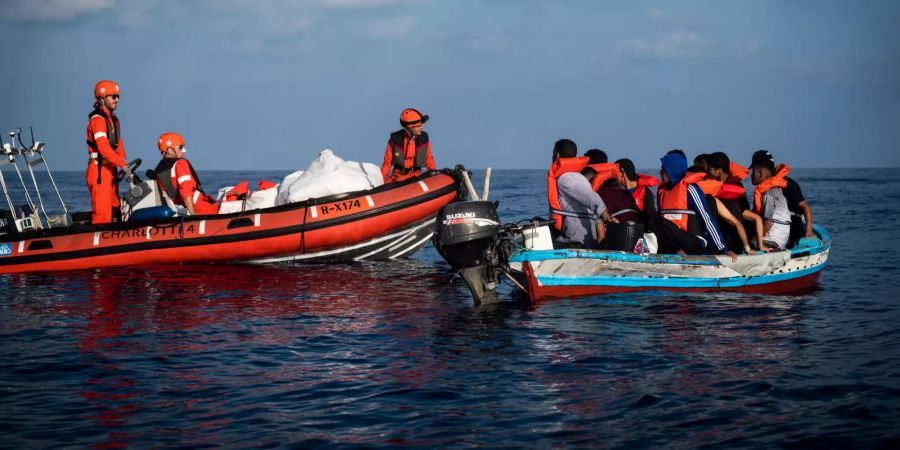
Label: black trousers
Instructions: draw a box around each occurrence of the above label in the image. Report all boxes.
[648,215,713,255]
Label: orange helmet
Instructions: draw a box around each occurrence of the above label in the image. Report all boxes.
[94,80,120,99]
[157,132,186,152]
[400,108,428,128]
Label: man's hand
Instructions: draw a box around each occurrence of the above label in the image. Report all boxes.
[725,251,738,262]
[805,228,816,238]
[600,210,619,224]
[596,220,607,244]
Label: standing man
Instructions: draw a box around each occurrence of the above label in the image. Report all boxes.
[155,132,219,215]
[381,108,437,183]
[86,80,128,224]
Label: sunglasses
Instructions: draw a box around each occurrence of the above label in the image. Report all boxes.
[109,94,120,100]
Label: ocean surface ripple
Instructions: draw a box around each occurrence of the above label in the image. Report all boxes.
[1,168,899,448]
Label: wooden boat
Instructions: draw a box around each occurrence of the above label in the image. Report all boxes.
[508,225,831,301]
[433,201,830,304]
[0,170,463,274]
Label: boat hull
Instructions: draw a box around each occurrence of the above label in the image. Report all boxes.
[0,172,461,274]
[509,225,831,301]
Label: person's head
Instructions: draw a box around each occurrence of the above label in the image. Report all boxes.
[584,149,607,164]
[400,108,428,136]
[686,165,706,174]
[693,153,709,170]
[666,149,686,159]
[706,151,731,181]
[660,152,688,187]
[615,158,638,184]
[749,150,775,185]
[553,138,578,161]
[157,132,186,159]
[94,80,120,112]
[580,166,597,184]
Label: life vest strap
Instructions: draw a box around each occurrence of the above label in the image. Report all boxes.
[611,208,637,218]
[659,209,695,215]
[550,208,594,219]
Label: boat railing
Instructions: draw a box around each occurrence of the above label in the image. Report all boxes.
[0,126,70,234]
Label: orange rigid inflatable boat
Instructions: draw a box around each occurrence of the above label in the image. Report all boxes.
[0,170,464,274]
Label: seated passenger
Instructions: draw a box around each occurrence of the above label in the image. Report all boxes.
[584,148,608,164]
[649,152,734,257]
[615,158,659,219]
[687,166,756,254]
[551,141,613,248]
[155,132,219,215]
[750,154,792,251]
[595,172,644,251]
[381,108,437,183]
[751,150,815,246]
[547,139,589,234]
[706,152,768,252]
[693,153,710,171]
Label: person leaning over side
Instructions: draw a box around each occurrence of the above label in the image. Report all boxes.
[155,132,219,215]
[85,80,128,224]
[381,108,436,183]
[751,150,815,246]
[649,152,735,258]
[749,154,792,252]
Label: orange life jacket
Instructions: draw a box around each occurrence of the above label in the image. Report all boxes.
[547,156,589,230]
[632,174,660,211]
[754,164,791,212]
[588,163,620,191]
[696,179,746,200]
[657,172,705,232]
[729,162,750,182]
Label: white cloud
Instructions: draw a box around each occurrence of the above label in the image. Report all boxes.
[618,31,708,59]
[1,0,115,22]
[361,15,414,38]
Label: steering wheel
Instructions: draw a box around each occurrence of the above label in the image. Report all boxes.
[115,158,142,183]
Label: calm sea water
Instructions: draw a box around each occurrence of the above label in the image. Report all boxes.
[2,168,899,448]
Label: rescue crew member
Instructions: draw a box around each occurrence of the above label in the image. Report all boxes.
[649,152,734,257]
[381,108,436,183]
[155,132,219,215]
[750,153,792,251]
[751,150,815,246]
[85,80,128,224]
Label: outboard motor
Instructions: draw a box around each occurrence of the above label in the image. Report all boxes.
[434,201,502,304]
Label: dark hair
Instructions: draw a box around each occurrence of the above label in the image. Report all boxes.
[686,165,707,174]
[707,152,731,172]
[584,149,607,164]
[580,166,597,182]
[755,159,776,174]
[615,158,638,181]
[694,153,709,166]
[554,139,578,159]
[666,149,686,158]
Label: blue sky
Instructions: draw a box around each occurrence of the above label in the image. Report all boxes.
[1,0,898,171]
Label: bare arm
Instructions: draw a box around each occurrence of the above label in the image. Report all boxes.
[715,198,750,253]
[799,200,814,237]
[742,209,769,252]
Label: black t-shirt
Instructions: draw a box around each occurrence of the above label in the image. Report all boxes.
[783,177,805,214]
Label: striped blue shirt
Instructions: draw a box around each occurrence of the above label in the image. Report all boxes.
[686,184,727,253]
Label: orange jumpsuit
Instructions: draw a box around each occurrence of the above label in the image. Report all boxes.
[85,107,127,224]
[380,130,436,183]
[161,159,219,215]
